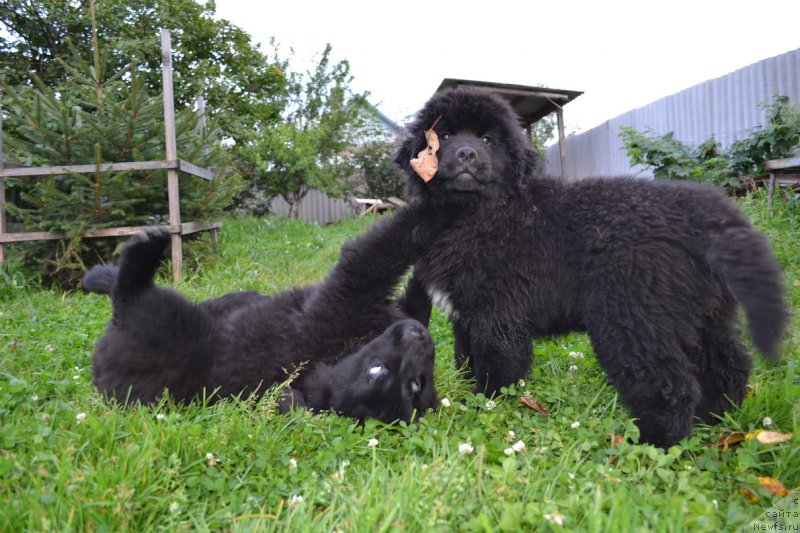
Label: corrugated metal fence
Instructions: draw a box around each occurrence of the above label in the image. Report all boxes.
[545,48,800,179]
[269,189,356,225]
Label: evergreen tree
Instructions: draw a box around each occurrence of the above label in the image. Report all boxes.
[2,31,240,286]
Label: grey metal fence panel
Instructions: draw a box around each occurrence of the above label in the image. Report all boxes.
[269,189,357,225]
[545,48,800,179]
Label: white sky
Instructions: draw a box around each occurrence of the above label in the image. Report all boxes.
[214,0,800,134]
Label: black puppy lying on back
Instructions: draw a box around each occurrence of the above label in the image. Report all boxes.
[84,207,443,423]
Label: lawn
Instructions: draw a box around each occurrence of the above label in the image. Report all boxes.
[0,193,797,532]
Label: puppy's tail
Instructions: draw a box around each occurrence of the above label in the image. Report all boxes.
[706,227,787,360]
[83,264,119,296]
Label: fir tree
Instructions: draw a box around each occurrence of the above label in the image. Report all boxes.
[1,25,240,286]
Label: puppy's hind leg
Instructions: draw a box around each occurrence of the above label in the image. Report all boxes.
[588,325,701,448]
[115,228,172,297]
[692,304,752,425]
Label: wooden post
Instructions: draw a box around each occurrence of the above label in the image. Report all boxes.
[0,87,6,266]
[161,29,182,283]
[556,106,567,180]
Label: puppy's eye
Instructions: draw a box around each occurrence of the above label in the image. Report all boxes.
[440,132,451,140]
[367,364,386,383]
[481,135,491,144]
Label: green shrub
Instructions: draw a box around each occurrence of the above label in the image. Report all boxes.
[620,96,800,192]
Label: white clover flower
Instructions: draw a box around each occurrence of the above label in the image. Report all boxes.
[508,430,516,439]
[459,404,468,412]
[712,499,719,510]
[156,413,166,421]
[169,501,181,514]
[76,412,86,423]
[45,344,54,353]
[568,365,578,373]
[512,440,526,453]
[31,394,39,402]
[341,460,350,468]
[569,351,585,360]
[72,375,81,381]
[458,442,474,455]
[544,511,565,526]
[206,452,220,466]
[42,413,51,422]
[517,379,526,388]
[504,447,515,456]
[367,438,379,448]
[763,416,773,427]
[570,421,581,429]
[440,397,451,408]
[288,458,298,469]
[485,400,497,411]
[568,472,576,480]
[289,494,304,507]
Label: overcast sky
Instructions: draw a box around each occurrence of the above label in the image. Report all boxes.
[215,0,800,135]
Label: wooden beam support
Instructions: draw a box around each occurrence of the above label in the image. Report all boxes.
[0,87,5,265]
[0,159,179,178]
[556,106,567,180]
[161,29,183,283]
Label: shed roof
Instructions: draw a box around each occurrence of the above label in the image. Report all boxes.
[436,78,583,126]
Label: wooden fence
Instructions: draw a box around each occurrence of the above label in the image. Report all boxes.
[0,29,220,282]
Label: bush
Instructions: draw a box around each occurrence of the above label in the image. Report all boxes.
[619,96,800,192]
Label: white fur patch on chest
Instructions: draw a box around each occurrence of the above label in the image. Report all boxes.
[427,284,459,319]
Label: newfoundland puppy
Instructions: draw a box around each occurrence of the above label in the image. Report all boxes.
[84,206,447,424]
[396,87,787,447]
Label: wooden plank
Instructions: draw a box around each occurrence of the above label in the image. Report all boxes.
[0,225,174,244]
[0,160,178,178]
[0,222,221,244]
[556,107,567,179]
[178,159,213,181]
[468,85,569,100]
[0,87,5,264]
[180,221,221,235]
[765,156,800,171]
[161,29,183,283]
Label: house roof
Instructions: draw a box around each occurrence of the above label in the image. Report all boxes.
[436,78,583,126]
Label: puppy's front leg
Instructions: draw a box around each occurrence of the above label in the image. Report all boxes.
[277,387,307,413]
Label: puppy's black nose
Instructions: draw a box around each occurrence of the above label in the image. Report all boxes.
[456,145,477,162]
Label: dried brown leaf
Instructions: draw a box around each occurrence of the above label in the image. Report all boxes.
[409,116,443,183]
[519,395,550,417]
[747,429,793,444]
[715,431,746,450]
[757,476,790,497]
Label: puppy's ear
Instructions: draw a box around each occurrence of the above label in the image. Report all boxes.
[395,135,428,202]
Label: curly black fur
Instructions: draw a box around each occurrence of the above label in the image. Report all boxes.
[86,206,449,423]
[396,87,788,447]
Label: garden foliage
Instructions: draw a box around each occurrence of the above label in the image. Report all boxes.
[620,96,800,191]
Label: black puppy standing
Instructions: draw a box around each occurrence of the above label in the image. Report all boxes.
[397,87,787,447]
[85,206,446,424]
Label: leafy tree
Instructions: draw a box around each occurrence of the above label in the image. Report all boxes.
[619,96,800,191]
[530,115,555,172]
[350,139,406,200]
[238,44,371,217]
[0,0,286,145]
[2,31,240,287]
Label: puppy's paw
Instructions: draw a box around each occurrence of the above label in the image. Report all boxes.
[277,387,306,413]
[123,227,171,256]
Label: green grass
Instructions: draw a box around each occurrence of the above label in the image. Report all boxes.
[1,193,798,532]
